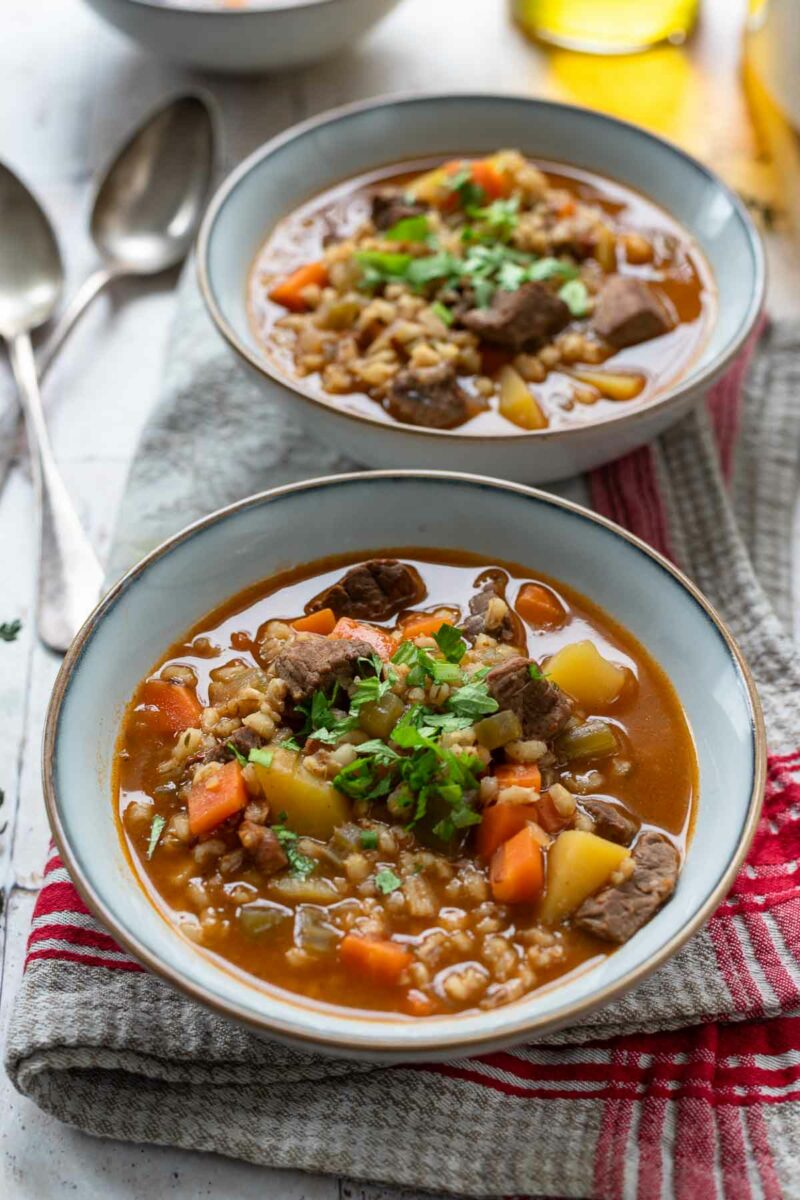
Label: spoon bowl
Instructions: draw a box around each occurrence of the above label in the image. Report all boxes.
[91,94,216,275]
[0,163,63,337]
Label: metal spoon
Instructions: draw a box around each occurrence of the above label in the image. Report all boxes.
[0,164,104,652]
[38,92,216,377]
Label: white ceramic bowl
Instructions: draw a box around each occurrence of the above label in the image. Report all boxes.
[199,92,765,483]
[45,471,764,1060]
[82,0,403,74]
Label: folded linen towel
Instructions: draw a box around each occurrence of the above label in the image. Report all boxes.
[7,265,800,1198]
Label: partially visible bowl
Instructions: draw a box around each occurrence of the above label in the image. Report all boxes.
[83,0,404,74]
[45,470,764,1060]
[198,92,765,483]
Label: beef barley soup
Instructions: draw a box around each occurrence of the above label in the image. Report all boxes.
[248,151,715,435]
[116,550,696,1017]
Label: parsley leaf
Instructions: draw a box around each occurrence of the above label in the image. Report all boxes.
[467,196,519,240]
[354,739,401,760]
[374,867,403,894]
[249,747,274,768]
[446,167,486,209]
[433,623,466,663]
[274,827,316,878]
[226,740,248,767]
[446,681,499,720]
[0,619,21,643]
[334,757,394,801]
[356,249,413,289]
[528,662,544,681]
[146,814,166,860]
[405,250,461,289]
[558,278,591,316]
[392,640,418,665]
[384,214,430,242]
[430,300,454,326]
[360,829,379,850]
[528,256,579,282]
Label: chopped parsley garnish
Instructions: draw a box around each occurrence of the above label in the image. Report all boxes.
[384,214,430,243]
[226,740,248,767]
[274,827,316,878]
[433,623,466,663]
[146,814,166,860]
[248,747,274,768]
[446,167,486,210]
[528,662,544,681]
[374,867,403,894]
[279,736,303,752]
[391,640,418,666]
[430,300,454,326]
[558,278,591,317]
[466,196,520,241]
[0,619,21,643]
[445,681,499,720]
[359,829,379,850]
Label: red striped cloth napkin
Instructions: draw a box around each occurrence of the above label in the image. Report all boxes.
[6,311,800,1199]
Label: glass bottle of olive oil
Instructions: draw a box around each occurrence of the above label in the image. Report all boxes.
[512,0,700,54]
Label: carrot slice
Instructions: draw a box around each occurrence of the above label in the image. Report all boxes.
[516,583,566,629]
[490,825,545,905]
[400,613,449,641]
[268,261,328,312]
[187,761,247,837]
[476,802,540,860]
[340,934,412,987]
[493,762,542,792]
[292,608,337,635]
[330,617,396,661]
[470,159,512,200]
[140,679,202,736]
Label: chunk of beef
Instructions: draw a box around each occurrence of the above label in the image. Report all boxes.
[461,282,571,351]
[273,633,374,705]
[581,797,639,846]
[486,656,573,740]
[575,831,680,943]
[308,559,423,622]
[592,276,672,349]
[371,191,426,232]
[201,725,265,766]
[461,572,522,646]
[385,363,469,430]
[238,822,288,876]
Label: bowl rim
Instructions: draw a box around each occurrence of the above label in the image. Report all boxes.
[44,469,766,1056]
[197,90,766,446]
[125,0,352,15]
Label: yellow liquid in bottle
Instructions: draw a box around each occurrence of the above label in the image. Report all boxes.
[512,0,700,54]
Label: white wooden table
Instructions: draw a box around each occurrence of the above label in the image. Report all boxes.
[1,1,798,1196]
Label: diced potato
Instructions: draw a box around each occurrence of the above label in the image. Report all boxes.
[571,369,646,402]
[498,365,548,431]
[539,830,631,926]
[253,748,351,839]
[407,165,451,206]
[545,641,627,709]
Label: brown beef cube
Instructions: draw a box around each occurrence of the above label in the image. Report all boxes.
[575,831,680,943]
[308,559,423,623]
[371,191,426,232]
[238,822,288,875]
[486,656,573,740]
[384,363,469,430]
[461,282,571,351]
[461,572,523,647]
[580,797,639,846]
[272,633,374,705]
[592,276,672,348]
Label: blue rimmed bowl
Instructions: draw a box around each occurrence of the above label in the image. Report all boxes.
[44,471,764,1060]
[198,92,765,483]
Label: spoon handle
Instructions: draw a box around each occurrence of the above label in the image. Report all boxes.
[9,333,104,653]
[37,266,117,380]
